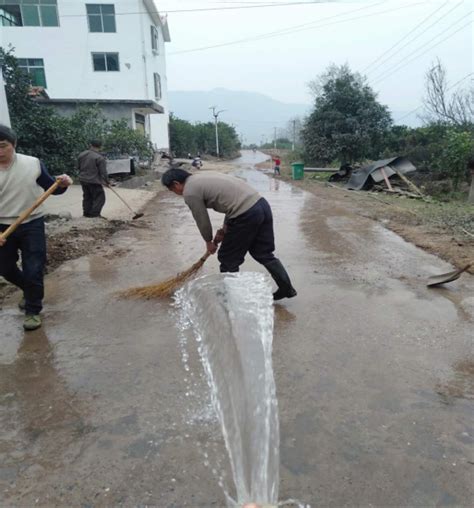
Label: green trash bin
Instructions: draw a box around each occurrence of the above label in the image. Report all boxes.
[291,162,305,180]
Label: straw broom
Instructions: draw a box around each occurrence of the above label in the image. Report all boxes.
[118,251,212,299]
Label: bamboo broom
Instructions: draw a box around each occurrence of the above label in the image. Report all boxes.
[118,250,212,299]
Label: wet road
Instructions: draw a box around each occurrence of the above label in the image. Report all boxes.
[1,151,473,506]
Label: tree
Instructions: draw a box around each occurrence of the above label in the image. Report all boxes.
[436,130,474,191]
[169,115,240,158]
[302,64,392,164]
[423,59,474,128]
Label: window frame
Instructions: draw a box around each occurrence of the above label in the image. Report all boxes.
[17,57,47,88]
[91,52,120,72]
[0,1,59,27]
[153,72,162,100]
[150,25,159,53]
[86,3,116,33]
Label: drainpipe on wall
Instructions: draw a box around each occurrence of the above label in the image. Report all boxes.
[139,5,150,100]
[0,56,11,127]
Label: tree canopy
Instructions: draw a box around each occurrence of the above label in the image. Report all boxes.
[169,115,240,158]
[302,64,392,164]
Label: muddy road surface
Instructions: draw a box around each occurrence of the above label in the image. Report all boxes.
[1,151,473,506]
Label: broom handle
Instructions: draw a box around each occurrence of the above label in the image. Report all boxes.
[105,183,135,213]
[199,251,212,263]
[198,241,220,263]
[0,180,60,241]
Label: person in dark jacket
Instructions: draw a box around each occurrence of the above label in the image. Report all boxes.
[161,168,297,301]
[0,125,72,331]
[77,140,109,217]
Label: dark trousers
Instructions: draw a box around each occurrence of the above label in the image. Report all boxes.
[81,183,105,217]
[218,197,276,272]
[0,218,46,314]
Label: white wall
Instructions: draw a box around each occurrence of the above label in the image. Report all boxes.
[1,0,169,148]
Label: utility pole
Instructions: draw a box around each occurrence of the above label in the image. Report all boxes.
[210,106,226,158]
[292,119,296,152]
[273,127,277,149]
[0,55,11,127]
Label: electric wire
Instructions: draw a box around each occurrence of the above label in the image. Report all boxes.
[169,1,429,56]
[361,0,451,73]
[394,71,474,123]
[58,0,348,17]
[365,0,464,76]
[371,13,472,85]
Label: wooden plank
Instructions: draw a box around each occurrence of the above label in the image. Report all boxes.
[380,167,394,191]
[304,167,339,173]
[394,169,424,196]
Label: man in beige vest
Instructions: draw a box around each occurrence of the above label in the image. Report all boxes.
[0,125,72,331]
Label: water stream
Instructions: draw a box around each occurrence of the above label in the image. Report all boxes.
[174,272,279,506]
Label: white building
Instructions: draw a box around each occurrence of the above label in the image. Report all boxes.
[0,0,171,150]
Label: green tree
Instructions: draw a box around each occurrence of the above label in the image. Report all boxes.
[303,64,392,165]
[436,130,474,191]
[169,115,197,157]
[169,116,240,158]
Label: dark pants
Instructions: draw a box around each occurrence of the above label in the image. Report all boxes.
[218,197,276,272]
[81,183,105,217]
[0,218,46,315]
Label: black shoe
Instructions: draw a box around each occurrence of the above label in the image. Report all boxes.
[264,259,297,301]
[273,286,297,301]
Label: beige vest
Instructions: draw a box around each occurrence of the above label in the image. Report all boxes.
[0,153,43,225]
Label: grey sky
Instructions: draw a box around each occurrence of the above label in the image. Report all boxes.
[160,0,473,124]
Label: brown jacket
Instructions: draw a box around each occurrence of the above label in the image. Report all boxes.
[77,149,108,185]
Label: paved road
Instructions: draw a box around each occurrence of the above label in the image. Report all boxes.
[1,151,473,506]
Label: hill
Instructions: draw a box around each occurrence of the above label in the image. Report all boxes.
[168,88,310,145]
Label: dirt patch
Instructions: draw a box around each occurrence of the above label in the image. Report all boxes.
[436,359,474,401]
[45,221,125,271]
[264,162,474,274]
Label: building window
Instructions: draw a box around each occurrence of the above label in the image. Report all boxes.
[86,4,116,33]
[150,25,159,52]
[18,58,47,88]
[135,113,146,134]
[153,73,161,100]
[92,52,120,72]
[0,1,59,27]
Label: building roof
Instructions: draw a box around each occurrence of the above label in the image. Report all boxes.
[36,98,164,114]
[143,0,171,41]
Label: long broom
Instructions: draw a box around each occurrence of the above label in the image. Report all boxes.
[118,250,213,299]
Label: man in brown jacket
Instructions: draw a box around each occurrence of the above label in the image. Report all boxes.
[161,168,297,301]
[77,140,109,217]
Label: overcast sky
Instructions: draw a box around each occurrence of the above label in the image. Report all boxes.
[159,0,472,124]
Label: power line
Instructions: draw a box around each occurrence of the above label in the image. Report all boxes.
[371,13,472,85]
[365,0,464,76]
[361,0,451,73]
[59,0,346,17]
[394,71,474,123]
[169,0,386,55]
[164,1,339,13]
[169,1,429,56]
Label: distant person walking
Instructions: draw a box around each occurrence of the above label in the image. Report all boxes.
[77,140,109,218]
[272,155,281,176]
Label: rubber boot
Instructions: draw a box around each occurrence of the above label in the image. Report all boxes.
[264,259,297,301]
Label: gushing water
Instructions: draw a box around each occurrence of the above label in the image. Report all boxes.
[175,272,279,506]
